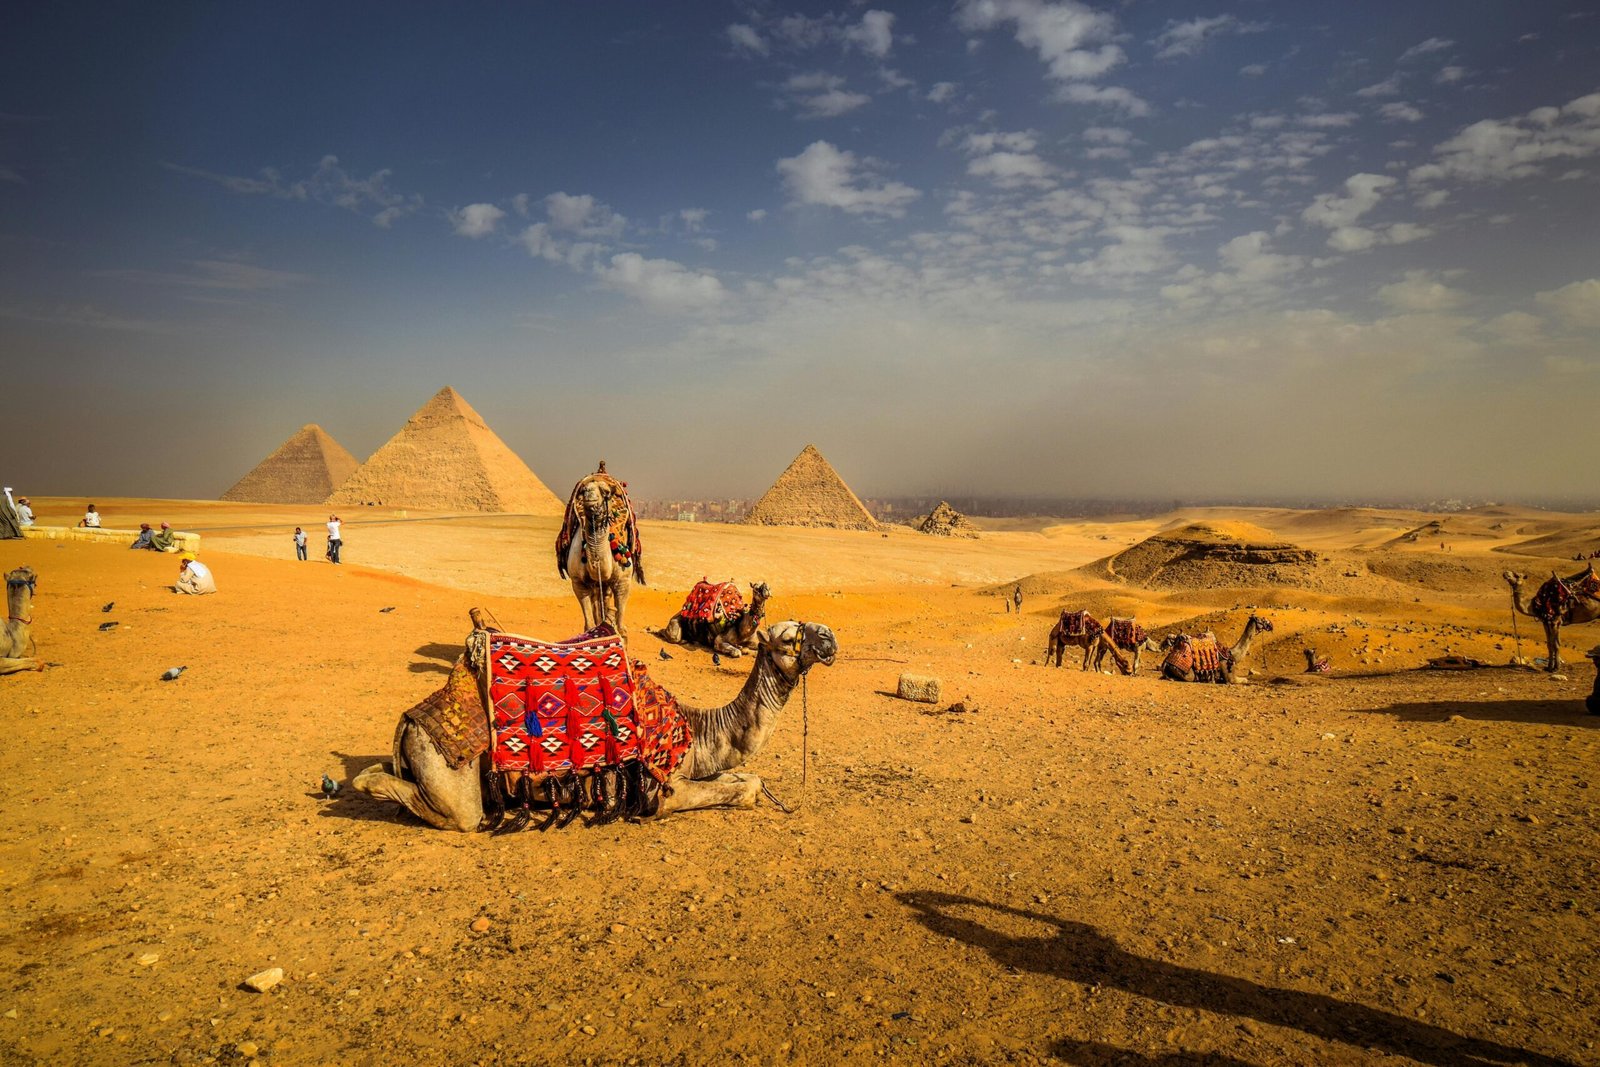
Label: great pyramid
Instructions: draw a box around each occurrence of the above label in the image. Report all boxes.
[327,387,563,514]
[222,424,359,504]
[744,444,880,530]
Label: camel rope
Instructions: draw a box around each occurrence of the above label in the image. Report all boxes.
[801,671,809,810]
[1510,600,1523,662]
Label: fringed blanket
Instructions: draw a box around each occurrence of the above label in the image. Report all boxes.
[402,653,490,770]
[1060,610,1103,639]
[1531,567,1600,624]
[486,625,691,789]
[556,469,644,582]
[678,579,745,627]
[1165,633,1230,681]
[1106,618,1145,650]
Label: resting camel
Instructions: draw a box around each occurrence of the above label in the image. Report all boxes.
[1046,610,1103,670]
[2,566,39,675]
[1091,617,1164,676]
[664,581,771,658]
[353,618,837,831]
[1161,615,1273,684]
[1504,567,1600,673]
[557,463,645,639]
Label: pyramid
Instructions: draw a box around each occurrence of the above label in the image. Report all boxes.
[744,444,880,530]
[327,387,563,514]
[222,424,359,504]
[914,501,979,538]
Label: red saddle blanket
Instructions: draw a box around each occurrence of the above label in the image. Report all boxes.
[1106,618,1145,649]
[678,579,744,624]
[1167,633,1228,678]
[1531,569,1600,623]
[1060,610,1102,638]
[487,626,690,784]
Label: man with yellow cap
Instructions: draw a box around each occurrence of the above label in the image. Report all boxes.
[174,552,216,595]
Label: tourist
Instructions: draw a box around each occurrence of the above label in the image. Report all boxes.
[130,523,155,549]
[174,553,216,595]
[326,514,342,564]
[78,504,101,528]
[294,526,308,561]
[148,522,178,552]
[15,496,33,527]
[1013,584,1023,613]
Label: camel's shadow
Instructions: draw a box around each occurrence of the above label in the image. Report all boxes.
[1357,698,1598,727]
[314,752,417,824]
[896,891,1574,1067]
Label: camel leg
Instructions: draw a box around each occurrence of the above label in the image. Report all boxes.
[1545,622,1562,673]
[1080,639,1094,671]
[712,632,744,657]
[610,572,630,638]
[664,617,684,644]
[655,772,761,815]
[351,725,484,832]
[0,657,40,675]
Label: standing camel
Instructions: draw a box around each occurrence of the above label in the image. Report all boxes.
[1161,615,1273,683]
[2,566,39,675]
[1503,567,1600,673]
[1046,610,1103,669]
[353,619,837,831]
[557,462,645,639]
[1092,617,1164,676]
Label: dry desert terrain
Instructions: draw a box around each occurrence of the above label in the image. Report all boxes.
[2,498,1599,1066]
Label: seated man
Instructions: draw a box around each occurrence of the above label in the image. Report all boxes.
[15,497,33,527]
[78,504,101,528]
[148,522,178,552]
[174,553,216,595]
[130,523,155,549]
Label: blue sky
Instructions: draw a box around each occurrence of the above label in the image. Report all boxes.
[3,2,1599,503]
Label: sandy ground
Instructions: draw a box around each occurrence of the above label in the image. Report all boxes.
[2,498,1598,1066]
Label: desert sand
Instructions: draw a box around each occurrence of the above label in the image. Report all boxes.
[2,496,1599,1066]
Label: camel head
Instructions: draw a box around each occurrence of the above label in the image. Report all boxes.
[757,620,838,680]
[1248,615,1274,634]
[1157,633,1182,651]
[749,581,772,611]
[1503,570,1527,589]
[5,566,36,600]
[579,479,608,520]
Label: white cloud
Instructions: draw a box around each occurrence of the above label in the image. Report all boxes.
[784,73,871,119]
[1084,125,1132,144]
[844,10,895,58]
[1379,270,1467,312]
[1303,172,1396,229]
[1152,15,1265,60]
[596,253,726,312]
[450,202,506,238]
[1298,112,1358,128]
[747,209,768,222]
[1379,102,1424,123]
[1400,37,1453,61]
[1355,75,1401,99]
[1240,63,1267,77]
[1410,91,1600,184]
[1415,188,1449,209]
[1536,278,1600,328]
[968,151,1055,187]
[544,191,626,238]
[164,155,423,227]
[955,0,1124,82]
[1435,65,1466,85]
[679,208,709,232]
[928,82,958,103]
[1056,83,1151,117]
[777,141,921,217]
[727,23,768,55]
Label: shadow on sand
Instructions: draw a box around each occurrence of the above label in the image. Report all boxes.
[897,891,1572,1067]
[1358,698,1598,728]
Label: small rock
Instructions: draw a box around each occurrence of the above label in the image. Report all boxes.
[237,1041,259,1058]
[471,917,491,933]
[1321,732,1337,740]
[4,1009,16,1019]
[136,952,160,967]
[609,923,626,935]
[1550,674,1567,682]
[243,968,283,993]
[896,673,941,704]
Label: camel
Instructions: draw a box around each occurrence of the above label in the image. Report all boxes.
[1091,617,1164,676]
[664,580,771,657]
[1303,648,1332,674]
[1046,610,1103,670]
[353,618,837,831]
[557,463,645,639]
[1160,615,1273,684]
[2,566,39,675]
[1503,566,1600,673]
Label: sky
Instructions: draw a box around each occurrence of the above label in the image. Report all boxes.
[3,1,1599,505]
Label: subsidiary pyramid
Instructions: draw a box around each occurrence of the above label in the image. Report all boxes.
[327,387,563,514]
[222,424,359,504]
[744,444,880,530]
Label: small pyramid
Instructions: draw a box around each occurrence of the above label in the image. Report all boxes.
[914,501,979,538]
[327,387,563,514]
[744,444,880,530]
[222,424,359,504]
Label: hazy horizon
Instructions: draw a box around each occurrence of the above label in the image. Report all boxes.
[4,3,1598,503]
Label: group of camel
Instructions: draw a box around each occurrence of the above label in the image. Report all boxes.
[1045,608,1274,684]
[354,465,835,831]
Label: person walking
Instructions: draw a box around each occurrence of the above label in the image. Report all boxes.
[1013,584,1023,614]
[326,515,342,564]
[294,526,308,561]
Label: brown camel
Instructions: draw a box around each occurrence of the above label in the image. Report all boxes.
[2,566,39,675]
[1503,567,1600,673]
[557,463,645,639]
[1046,610,1103,669]
[1091,617,1164,676]
[1161,616,1273,684]
[664,580,771,658]
[353,618,837,831]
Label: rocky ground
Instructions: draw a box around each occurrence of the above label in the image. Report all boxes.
[1,499,1597,1066]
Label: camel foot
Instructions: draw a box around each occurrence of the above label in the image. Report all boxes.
[0,658,39,676]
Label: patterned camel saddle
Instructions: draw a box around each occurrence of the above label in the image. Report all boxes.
[1165,632,1231,681]
[1106,618,1146,649]
[1059,610,1102,639]
[1530,565,1600,624]
[555,466,644,579]
[678,579,745,626]
[486,625,691,791]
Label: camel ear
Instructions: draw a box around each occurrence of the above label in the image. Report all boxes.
[756,626,775,650]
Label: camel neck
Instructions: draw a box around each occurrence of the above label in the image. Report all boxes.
[680,652,797,778]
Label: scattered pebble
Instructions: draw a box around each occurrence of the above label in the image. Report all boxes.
[136,953,160,967]
[243,968,283,993]
[471,917,491,933]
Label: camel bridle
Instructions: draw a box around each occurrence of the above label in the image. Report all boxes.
[6,572,34,624]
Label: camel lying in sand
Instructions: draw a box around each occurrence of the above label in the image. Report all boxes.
[2,566,39,675]
[1160,616,1273,684]
[353,617,837,831]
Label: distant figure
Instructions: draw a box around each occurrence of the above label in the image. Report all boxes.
[1004,593,1011,613]
[294,526,307,561]
[174,553,216,595]
[130,523,154,549]
[1013,584,1023,614]
[148,522,178,552]
[78,504,101,528]
[326,515,342,564]
[15,496,33,527]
